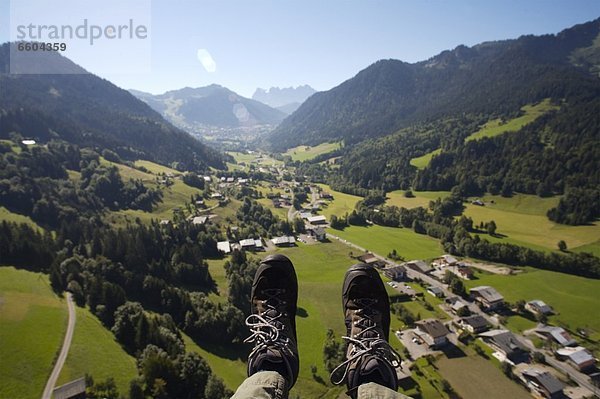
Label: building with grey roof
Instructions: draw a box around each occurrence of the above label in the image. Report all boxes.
[470,286,504,311]
[415,318,450,348]
[479,329,528,362]
[520,368,564,399]
[534,325,576,347]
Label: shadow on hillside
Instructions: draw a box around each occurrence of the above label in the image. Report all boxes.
[297,307,309,317]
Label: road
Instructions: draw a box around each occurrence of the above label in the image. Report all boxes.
[42,292,76,399]
[328,233,597,394]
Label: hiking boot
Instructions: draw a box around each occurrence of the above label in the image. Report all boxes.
[245,254,299,389]
[330,263,399,397]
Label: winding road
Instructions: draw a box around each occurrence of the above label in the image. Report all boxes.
[42,292,75,399]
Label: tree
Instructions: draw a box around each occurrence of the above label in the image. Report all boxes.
[558,240,567,252]
[486,220,497,236]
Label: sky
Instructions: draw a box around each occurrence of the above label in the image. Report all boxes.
[2,0,600,97]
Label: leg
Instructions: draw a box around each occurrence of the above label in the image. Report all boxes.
[356,382,413,399]
[234,254,299,399]
[330,263,406,399]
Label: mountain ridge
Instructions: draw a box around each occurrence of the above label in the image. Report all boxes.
[267,18,600,150]
[0,43,226,171]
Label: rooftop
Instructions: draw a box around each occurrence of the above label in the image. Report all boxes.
[522,368,564,394]
[470,286,504,303]
[416,318,450,338]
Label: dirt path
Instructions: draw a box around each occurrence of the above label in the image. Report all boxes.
[42,292,75,399]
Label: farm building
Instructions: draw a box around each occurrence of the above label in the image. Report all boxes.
[307,215,327,225]
[555,346,596,371]
[217,241,231,254]
[404,260,432,274]
[414,319,450,348]
[53,378,86,399]
[526,300,553,316]
[479,329,528,362]
[470,286,504,311]
[271,236,296,247]
[520,369,564,399]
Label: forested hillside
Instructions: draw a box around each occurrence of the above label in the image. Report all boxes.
[0,43,226,171]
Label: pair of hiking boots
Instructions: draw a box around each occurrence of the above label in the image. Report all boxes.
[244,254,399,398]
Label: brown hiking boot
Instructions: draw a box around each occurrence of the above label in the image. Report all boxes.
[330,263,400,398]
[245,254,299,389]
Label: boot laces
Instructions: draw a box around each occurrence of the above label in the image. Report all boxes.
[330,298,400,385]
[244,288,295,360]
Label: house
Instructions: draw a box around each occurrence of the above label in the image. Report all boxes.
[217,241,231,254]
[238,178,249,185]
[440,254,458,266]
[210,192,223,199]
[299,212,313,220]
[555,346,596,371]
[470,286,504,311]
[534,325,576,347]
[159,219,171,226]
[271,236,296,247]
[415,319,450,348]
[357,254,385,268]
[479,329,528,362]
[526,300,553,316]
[458,315,490,334]
[239,238,257,250]
[192,216,209,225]
[307,226,326,241]
[446,296,469,314]
[404,260,432,274]
[307,215,327,225]
[471,199,485,206]
[426,286,444,298]
[520,368,564,399]
[53,378,86,399]
[226,177,235,183]
[455,264,474,279]
[203,176,212,182]
[320,192,333,200]
[383,265,407,281]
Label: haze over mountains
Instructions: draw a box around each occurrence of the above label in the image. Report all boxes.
[0,43,225,171]
[252,85,316,114]
[129,85,286,147]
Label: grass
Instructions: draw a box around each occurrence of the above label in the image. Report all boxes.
[466,99,558,142]
[408,99,558,169]
[0,206,44,232]
[316,184,362,219]
[436,352,531,399]
[0,267,68,399]
[504,315,537,333]
[463,194,600,252]
[227,152,283,168]
[410,149,441,170]
[134,160,181,176]
[385,190,451,209]
[464,268,600,343]
[284,142,342,162]
[57,306,137,395]
[329,224,443,261]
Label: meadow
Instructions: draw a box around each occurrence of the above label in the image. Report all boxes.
[284,142,342,162]
[408,99,558,169]
[56,306,137,395]
[465,99,558,142]
[0,206,44,232]
[316,183,362,219]
[329,224,443,261]
[0,267,67,399]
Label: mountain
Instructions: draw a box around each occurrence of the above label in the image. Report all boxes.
[131,85,286,129]
[252,85,316,114]
[0,43,225,171]
[267,18,600,151]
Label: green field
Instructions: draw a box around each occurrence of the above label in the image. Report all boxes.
[464,268,600,344]
[437,353,530,399]
[284,142,342,162]
[57,306,137,394]
[408,99,558,169]
[316,184,362,219]
[227,152,283,168]
[134,159,181,175]
[409,149,441,170]
[385,190,450,209]
[466,99,558,142]
[463,194,600,252]
[0,267,68,399]
[329,224,443,261]
[0,206,44,232]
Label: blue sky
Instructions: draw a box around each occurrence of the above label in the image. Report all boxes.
[2,0,599,97]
